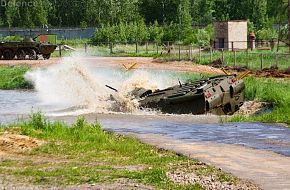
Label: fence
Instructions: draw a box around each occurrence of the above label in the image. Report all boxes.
[56,41,290,71]
[0,27,96,39]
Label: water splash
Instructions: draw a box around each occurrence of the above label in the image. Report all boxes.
[25,54,176,115]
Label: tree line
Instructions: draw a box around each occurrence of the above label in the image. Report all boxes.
[0,0,288,42]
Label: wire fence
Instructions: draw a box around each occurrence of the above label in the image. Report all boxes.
[56,41,290,71]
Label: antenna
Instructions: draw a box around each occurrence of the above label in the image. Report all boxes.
[178,78,182,87]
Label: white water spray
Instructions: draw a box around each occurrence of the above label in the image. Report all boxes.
[25,53,176,115]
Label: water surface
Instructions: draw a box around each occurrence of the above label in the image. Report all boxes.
[1,90,290,157]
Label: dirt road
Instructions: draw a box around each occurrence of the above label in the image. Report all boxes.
[0,57,223,74]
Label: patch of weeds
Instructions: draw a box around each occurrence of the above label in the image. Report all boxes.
[0,159,17,167]
[231,77,290,125]
[0,66,33,90]
[218,173,236,183]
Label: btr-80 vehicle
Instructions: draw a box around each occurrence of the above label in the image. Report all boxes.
[107,71,250,115]
[0,36,57,60]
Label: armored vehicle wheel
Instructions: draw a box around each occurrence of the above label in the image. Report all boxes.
[16,49,26,60]
[43,53,51,60]
[26,49,38,60]
[3,49,15,60]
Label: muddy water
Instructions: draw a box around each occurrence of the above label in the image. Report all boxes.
[1,90,290,157]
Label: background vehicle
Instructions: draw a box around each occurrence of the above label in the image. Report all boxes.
[0,35,57,60]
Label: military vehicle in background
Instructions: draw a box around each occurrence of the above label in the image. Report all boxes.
[0,35,57,60]
[108,70,250,115]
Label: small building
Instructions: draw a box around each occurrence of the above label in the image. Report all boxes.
[214,20,248,50]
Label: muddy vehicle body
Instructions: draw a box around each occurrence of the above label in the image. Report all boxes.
[109,73,248,115]
[0,37,57,60]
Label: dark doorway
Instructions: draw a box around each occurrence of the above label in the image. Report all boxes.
[218,38,225,49]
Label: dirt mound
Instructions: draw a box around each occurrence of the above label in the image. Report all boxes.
[210,59,248,72]
[237,101,271,116]
[285,66,290,74]
[253,67,290,78]
[0,132,43,154]
[210,59,290,78]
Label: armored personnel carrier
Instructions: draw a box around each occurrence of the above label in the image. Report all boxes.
[108,71,249,115]
[0,37,57,60]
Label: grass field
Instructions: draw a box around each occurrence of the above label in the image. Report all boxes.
[231,77,290,125]
[0,66,32,90]
[51,43,162,57]
[51,38,290,71]
[0,113,240,189]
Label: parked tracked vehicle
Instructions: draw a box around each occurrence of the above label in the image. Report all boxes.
[0,36,57,60]
[108,71,250,115]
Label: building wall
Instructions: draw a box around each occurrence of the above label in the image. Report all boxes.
[214,21,247,50]
[228,21,247,50]
[214,22,229,49]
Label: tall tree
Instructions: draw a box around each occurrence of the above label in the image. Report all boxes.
[213,0,230,22]
[178,0,193,40]
[197,0,215,25]
[139,0,179,24]
[250,0,268,29]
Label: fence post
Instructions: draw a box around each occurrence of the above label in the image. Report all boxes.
[246,49,249,68]
[189,45,192,60]
[221,48,224,64]
[231,41,234,51]
[109,42,113,54]
[84,43,87,54]
[199,47,202,63]
[146,42,148,54]
[156,43,159,54]
[59,44,62,57]
[234,50,237,66]
[135,42,138,53]
[210,47,213,62]
[178,44,181,61]
[275,53,278,67]
[260,54,263,70]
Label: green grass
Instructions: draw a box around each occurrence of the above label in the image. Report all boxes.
[0,113,239,189]
[52,43,164,58]
[157,49,290,71]
[231,77,290,125]
[57,38,91,47]
[0,66,33,90]
[198,50,289,70]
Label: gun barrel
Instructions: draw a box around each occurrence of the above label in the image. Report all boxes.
[105,85,118,92]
